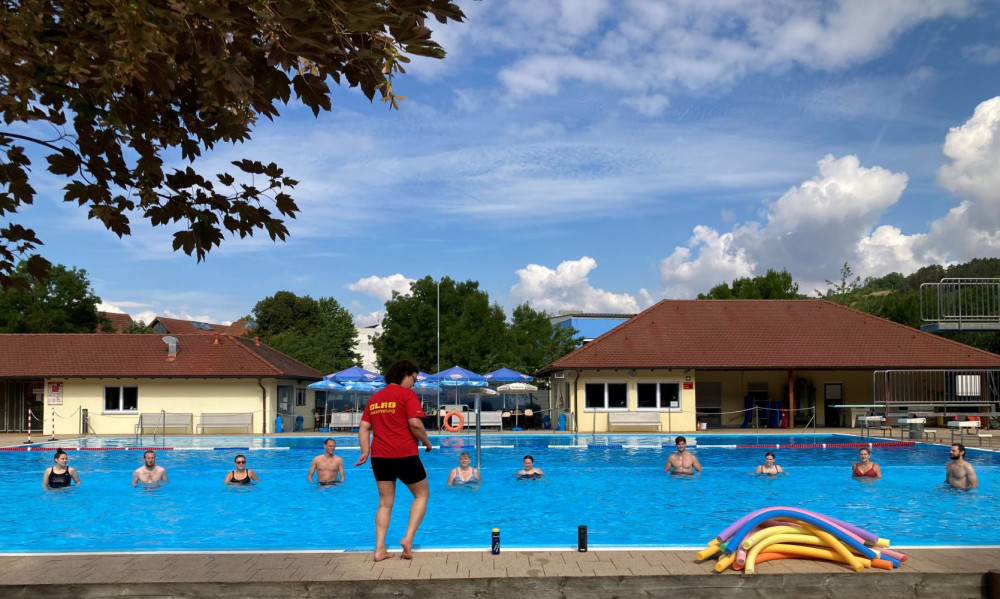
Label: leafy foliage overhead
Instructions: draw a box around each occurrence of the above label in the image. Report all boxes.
[0,0,465,289]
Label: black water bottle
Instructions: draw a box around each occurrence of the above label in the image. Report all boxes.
[491,528,500,554]
[578,525,588,552]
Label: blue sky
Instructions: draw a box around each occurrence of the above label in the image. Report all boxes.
[13,0,1000,327]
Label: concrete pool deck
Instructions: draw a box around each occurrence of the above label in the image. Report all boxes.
[3,430,998,599]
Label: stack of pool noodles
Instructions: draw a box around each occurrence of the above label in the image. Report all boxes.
[696,506,907,574]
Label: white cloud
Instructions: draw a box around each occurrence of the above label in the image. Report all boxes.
[924,96,1000,259]
[624,94,670,117]
[347,274,416,302]
[660,154,910,297]
[353,310,384,327]
[964,43,1000,65]
[491,0,974,102]
[510,256,641,313]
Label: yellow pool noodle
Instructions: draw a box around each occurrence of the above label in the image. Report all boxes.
[799,522,864,572]
[714,551,737,573]
[744,533,825,574]
[741,525,804,550]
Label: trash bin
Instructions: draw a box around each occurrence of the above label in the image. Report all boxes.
[294,415,304,432]
[557,413,567,431]
[274,415,283,434]
[908,416,925,440]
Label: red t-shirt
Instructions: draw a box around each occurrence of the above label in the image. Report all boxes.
[361,384,425,458]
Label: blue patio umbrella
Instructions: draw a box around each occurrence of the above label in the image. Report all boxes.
[307,380,347,430]
[428,365,487,387]
[484,367,532,383]
[412,372,441,393]
[324,365,385,383]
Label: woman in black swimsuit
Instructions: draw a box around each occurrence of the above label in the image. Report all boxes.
[224,454,260,484]
[42,448,80,489]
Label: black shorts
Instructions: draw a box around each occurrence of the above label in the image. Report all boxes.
[371,455,427,485]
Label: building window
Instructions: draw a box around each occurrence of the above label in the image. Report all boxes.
[637,382,680,410]
[278,385,293,414]
[295,388,306,407]
[104,386,138,412]
[584,382,627,410]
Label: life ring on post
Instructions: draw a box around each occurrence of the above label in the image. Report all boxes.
[443,411,464,432]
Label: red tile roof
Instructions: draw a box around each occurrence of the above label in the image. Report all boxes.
[150,317,255,336]
[540,299,1000,372]
[95,312,135,333]
[0,334,322,379]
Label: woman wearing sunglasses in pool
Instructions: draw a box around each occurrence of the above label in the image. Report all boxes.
[42,448,81,489]
[224,454,260,485]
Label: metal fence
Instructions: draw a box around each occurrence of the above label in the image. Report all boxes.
[920,278,1000,325]
[872,369,1000,417]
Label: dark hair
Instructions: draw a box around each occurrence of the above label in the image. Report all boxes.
[385,359,419,385]
[764,451,776,459]
[143,450,156,458]
[523,454,534,463]
[234,454,246,462]
[459,451,470,459]
[324,438,336,446]
[952,442,966,455]
[54,448,66,461]
[675,436,687,445]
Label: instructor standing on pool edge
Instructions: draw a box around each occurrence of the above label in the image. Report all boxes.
[356,359,432,561]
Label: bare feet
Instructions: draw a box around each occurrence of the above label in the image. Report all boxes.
[373,551,396,562]
[400,538,414,560]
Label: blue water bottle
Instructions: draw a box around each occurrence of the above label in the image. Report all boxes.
[491,528,500,554]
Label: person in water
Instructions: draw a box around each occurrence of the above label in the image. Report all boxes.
[224,454,260,484]
[945,443,978,490]
[754,451,784,475]
[308,438,345,485]
[446,451,481,486]
[42,448,80,489]
[132,450,168,486]
[516,455,544,479]
[852,447,882,479]
[665,436,702,475]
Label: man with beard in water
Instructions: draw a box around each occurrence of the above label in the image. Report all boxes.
[945,443,977,490]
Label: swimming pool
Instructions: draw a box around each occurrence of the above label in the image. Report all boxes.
[3,434,997,553]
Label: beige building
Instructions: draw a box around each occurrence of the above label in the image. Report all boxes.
[538,300,1000,434]
[0,333,322,436]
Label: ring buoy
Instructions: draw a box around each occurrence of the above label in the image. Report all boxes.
[443,411,464,432]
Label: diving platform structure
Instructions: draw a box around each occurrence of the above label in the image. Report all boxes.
[920,278,1000,332]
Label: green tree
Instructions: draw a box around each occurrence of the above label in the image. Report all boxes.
[816,262,863,305]
[374,276,507,374]
[252,291,359,373]
[486,303,581,375]
[0,0,465,289]
[0,262,100,332]
[698,269,802,299]
[121,320,154,334]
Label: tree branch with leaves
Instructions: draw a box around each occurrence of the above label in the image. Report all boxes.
[0,0,464,289]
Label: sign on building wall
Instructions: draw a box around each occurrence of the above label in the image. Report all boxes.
[47,381,64,405]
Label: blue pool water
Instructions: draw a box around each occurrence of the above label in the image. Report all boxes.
[3,433,998,553]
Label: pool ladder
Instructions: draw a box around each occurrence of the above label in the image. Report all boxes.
[135,410,165,444]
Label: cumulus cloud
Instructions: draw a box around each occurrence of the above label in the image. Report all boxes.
[661,154,910,297]
[353,311,384,328]
[659,95,1000,297]
[921,96,1000,258]
[510,256,646,313]
[347,274,416,302]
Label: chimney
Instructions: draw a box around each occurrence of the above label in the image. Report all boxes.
[214,333,220,345]
[254,336,260,347]
[161,336,179,359]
